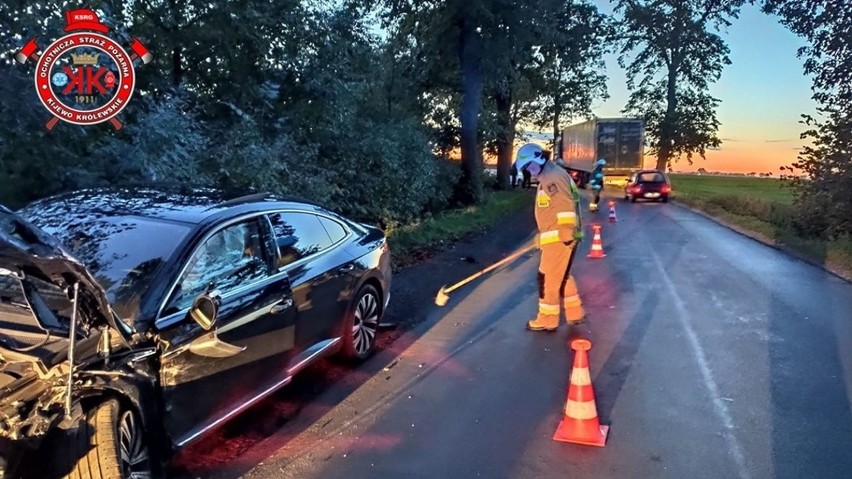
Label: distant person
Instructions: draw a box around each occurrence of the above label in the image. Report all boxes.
[522,168,532,189]
[510,162,518,188]
[588,158,606,211]
[514,143,586,332]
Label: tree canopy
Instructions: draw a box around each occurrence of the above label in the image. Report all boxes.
[614,0,747,171]
[763,0,852,238]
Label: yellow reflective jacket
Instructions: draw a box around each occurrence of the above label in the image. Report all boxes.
[534,161,583,246]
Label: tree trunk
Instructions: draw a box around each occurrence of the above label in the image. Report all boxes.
[456,15,484,204]
[551,62,564,153]
[656,61,678,171]
[172,47,183,86]
[552,98,562,152]
[495,87,513,190]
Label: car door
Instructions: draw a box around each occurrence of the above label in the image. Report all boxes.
[266,211,356,351]
[156,216,297,447]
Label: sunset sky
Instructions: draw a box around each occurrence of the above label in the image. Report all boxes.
[583,2,818,173]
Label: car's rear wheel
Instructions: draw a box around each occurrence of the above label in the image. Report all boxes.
[630,196,637,203]
[340,284,381,361]
[662,196,669,203]
[47,399,152,479]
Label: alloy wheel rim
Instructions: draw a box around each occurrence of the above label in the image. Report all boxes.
[118,409,151,479]
[352,292,379,355]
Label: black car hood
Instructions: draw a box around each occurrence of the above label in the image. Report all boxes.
[0,205,116,332]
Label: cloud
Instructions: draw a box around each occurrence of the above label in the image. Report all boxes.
[720,138,742,142]
[765,139,795,143]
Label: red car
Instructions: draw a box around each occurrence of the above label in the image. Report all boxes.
[624,170,672,202]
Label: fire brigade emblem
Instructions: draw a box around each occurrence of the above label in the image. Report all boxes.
[15,8,153,131]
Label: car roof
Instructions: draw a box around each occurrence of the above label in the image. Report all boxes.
[18,187,328,225]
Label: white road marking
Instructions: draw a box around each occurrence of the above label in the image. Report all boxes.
[650,251,750,479]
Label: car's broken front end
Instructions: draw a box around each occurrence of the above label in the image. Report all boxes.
[0,206,158,476]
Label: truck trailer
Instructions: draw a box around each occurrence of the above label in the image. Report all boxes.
[556,117,645,188]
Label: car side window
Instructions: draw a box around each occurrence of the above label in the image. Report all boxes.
[268,212,333,269]
[168,219,270,312]
[319,216,347,244]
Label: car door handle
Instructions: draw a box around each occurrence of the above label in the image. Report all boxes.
[337,264,354,274]
[269,298,293,314]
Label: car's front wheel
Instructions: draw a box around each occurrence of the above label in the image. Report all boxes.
[48,399,152,479]
[340,284,382,361]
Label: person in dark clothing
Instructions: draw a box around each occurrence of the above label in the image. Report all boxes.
[588,158,606,211]
[510,162,518,188]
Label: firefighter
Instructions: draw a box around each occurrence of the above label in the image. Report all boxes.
[588,158,606,211]
[514,143,586,331]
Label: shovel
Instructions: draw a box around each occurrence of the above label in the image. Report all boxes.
[435,242,537,306]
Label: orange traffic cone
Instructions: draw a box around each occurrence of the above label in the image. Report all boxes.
[587,224,606,258]
[553,338,609,447]
[608,201,618,223]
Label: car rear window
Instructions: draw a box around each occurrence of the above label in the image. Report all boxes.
[267,212,333,268]
[638,172,666,182]
[319,216,348,244]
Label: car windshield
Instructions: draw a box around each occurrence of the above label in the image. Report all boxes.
[638,172,666,182]
[16,210,190,321]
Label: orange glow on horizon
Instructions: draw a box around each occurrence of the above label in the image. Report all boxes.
[656,139,805,174]
[445,138,806,175]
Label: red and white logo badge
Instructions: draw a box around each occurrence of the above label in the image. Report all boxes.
[16,8,153,131]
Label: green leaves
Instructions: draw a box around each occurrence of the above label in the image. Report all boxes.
[764,0,852,238]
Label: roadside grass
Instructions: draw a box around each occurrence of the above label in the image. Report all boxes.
[387,189,530,268]
[670,174,852,280]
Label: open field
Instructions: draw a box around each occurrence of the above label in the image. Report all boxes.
[669,174,852,280]
[671,174,793,204]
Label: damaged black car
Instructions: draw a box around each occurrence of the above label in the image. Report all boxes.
[0,189,391,478]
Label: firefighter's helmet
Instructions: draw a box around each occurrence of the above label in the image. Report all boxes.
[515,143,546,176]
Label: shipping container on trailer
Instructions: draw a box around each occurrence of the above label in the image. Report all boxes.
[556,118,644,188]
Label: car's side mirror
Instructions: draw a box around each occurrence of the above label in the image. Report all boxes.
[189,294,220,331]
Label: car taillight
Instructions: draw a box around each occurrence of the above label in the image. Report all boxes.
[662,185,671,193]
[632,185,642,193]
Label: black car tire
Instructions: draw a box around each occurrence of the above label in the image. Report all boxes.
[662,196,669,203]
[630,196,637,203]
[48,399,152,479]
[339,284,382,362]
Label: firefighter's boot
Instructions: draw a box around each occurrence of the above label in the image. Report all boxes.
[528,303,560,332]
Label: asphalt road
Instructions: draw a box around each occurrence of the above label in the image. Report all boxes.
[201,194,852,479]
